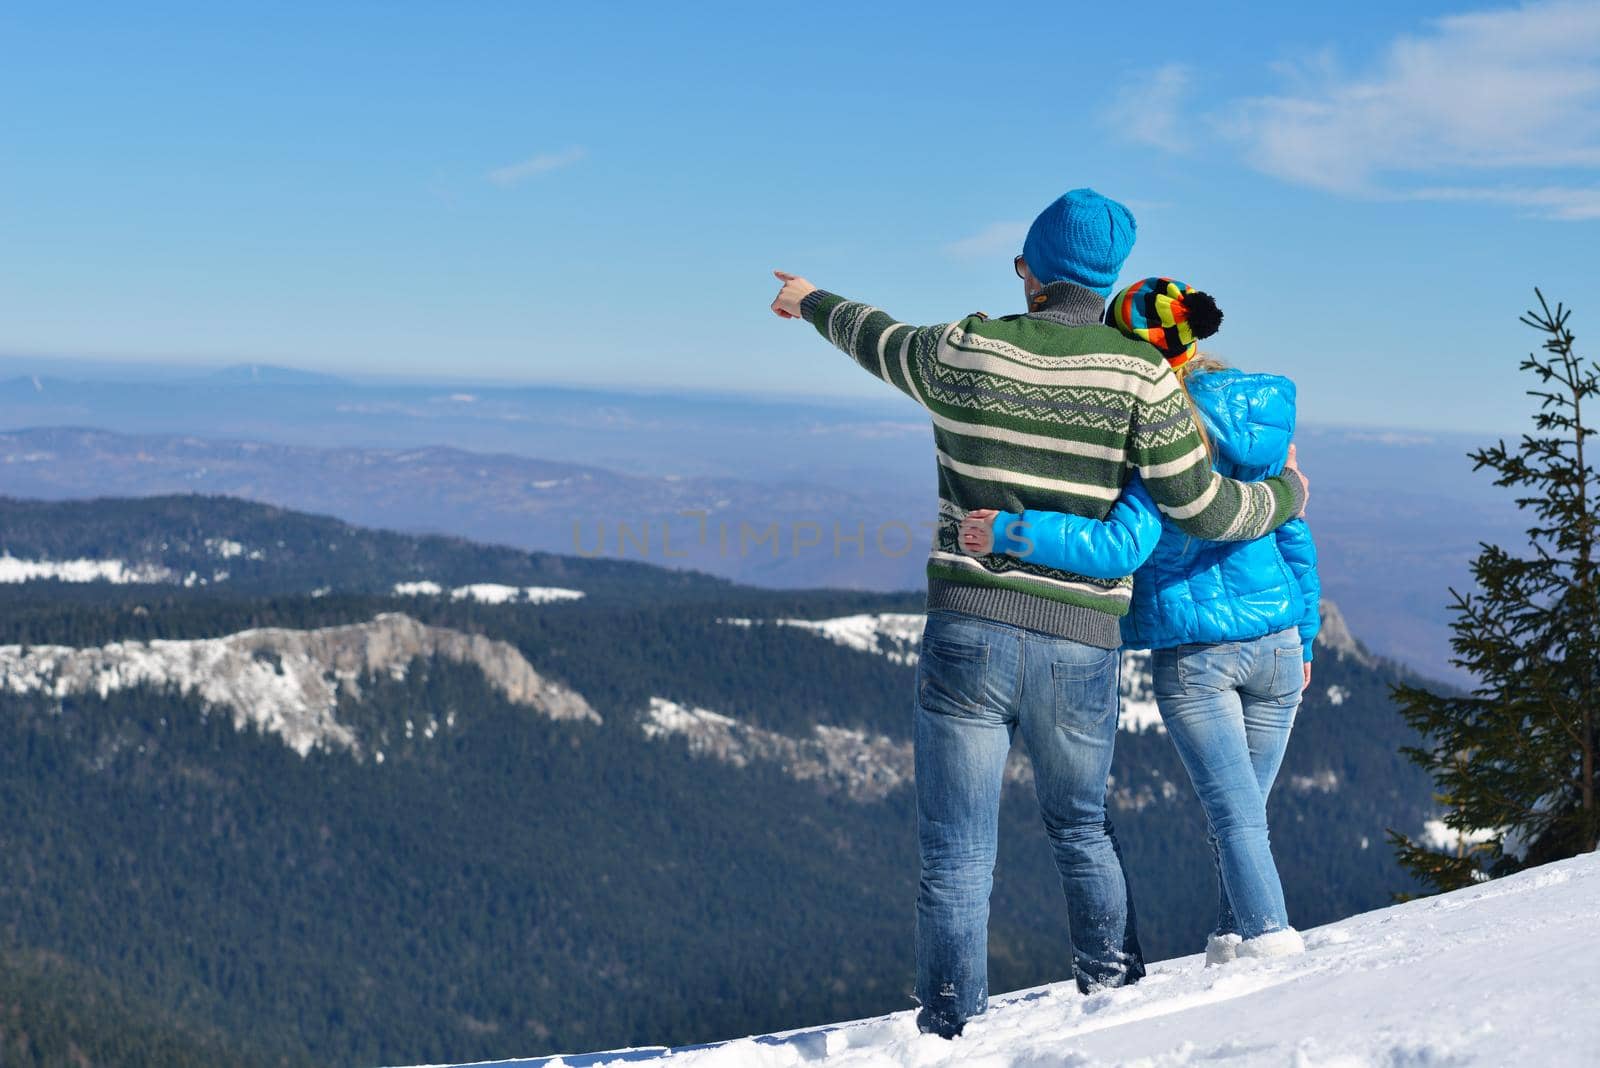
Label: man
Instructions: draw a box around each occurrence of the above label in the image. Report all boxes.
[769,189,1307,1039]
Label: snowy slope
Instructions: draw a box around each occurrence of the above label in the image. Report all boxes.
[401,851,1600,1068]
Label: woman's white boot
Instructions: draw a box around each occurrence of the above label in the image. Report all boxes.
[1205,933,1242,966]
[1236,927,1306,959]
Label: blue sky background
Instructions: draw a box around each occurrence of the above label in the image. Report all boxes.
[1,1,1597,432]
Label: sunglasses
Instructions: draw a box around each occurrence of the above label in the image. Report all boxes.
[1013,254,1027,280]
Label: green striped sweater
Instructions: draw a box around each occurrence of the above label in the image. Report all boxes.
[800,282,1307,648]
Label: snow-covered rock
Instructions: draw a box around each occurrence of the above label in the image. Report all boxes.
[642,697,914,803]
[0,613,597,757]
[643,698,1062,801]
[402,851,1600,1068]
[1315,601,1373,667]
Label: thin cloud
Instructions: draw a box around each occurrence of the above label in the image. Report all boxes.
[944,221,1028,260]
[1105,65,1191,151]
[1406,184,1600,221]
[1216,1,1600,218]
[488,146,588,187]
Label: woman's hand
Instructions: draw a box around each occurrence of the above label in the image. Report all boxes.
[771,270,818,319]
[1303,662,1313,692]
[1286,443,1309,515]
[960,509,998,556]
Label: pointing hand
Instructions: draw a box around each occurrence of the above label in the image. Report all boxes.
[771,270,818,320]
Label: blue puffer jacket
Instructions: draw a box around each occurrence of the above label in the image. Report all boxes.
[990,369,1321,659]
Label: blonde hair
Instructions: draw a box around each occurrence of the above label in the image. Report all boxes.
[1174,353,1228,459]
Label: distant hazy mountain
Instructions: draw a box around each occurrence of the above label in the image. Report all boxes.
[207,362,349,386]
[0,358,1529,679]
[0,495,1435,1066]
[0,427,935,592]
[0,365,930,484]
[0,410,1521,681]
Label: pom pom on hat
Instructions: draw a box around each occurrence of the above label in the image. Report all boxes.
[1181,290,1223,340]
[1110,277,1223,368]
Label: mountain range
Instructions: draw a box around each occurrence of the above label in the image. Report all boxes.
[0,391,1522,684]
[0,494,1438,1066]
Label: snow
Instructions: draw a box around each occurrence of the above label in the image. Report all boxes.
[1325,685,1349,706]
[1288,770,1341,794]
[400,852,1600,1068]
[0,554,176,585]
[204,537,246,559]
[393,581,585,605]
[766,613,927,666]
[642,698,913,802]
[394,581,445,596]
[1421,819,1501,853]
[449,583,584,606]
[641,697,739,736]
[451,583,527,604]
[643,698,1043,801]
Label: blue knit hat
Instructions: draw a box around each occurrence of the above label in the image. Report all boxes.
[1021,189,1137,297]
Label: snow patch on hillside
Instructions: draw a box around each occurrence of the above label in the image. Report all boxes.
[203,537,260,560]
[779,614,926,665]
[724,613,924,666]
[407,852,1600,1068]
[1288,769,1340,794]
[643,699,1056,801]
[643,697,913,802]
[0,613,598,757]
[0,554,176,585]
[393,581,585,605]
[393,581,445,596]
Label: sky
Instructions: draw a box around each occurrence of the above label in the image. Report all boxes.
[1,1,1598,433]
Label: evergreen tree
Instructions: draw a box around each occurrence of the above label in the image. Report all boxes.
[1390,291,1600,893]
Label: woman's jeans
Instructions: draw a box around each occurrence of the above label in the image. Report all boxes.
[914,611,1145,1034]
[1150,628,1303,940]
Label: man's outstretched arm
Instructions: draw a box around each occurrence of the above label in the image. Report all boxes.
[771,270,949,407]
[1130,365,1309,541]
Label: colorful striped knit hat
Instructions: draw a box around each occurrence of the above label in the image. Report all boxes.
[1109,277,1223,368]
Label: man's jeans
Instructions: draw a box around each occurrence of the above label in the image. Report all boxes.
[914,610,1145,1033]
[1150,628,1303,941]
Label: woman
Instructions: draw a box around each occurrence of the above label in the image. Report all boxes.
[960,277,1321,962]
